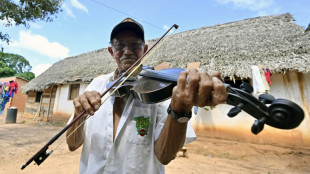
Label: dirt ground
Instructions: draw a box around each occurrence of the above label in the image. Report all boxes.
[1,115,310,174]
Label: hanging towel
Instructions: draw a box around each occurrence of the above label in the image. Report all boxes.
[251,65,266,95]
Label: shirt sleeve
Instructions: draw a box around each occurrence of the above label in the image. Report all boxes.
[184,119,196,144]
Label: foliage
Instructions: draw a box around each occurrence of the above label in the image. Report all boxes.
[15,71,35,81]
[0,0,63,43]
[0,60,16,77]
[0,51,31,73]
[0,51,35,80]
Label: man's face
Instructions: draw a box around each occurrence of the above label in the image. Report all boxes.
[108,30,148,73]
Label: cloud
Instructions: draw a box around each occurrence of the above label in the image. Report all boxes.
[62,0,88,18]
[0,17,16,26]
[32,64,52,77]
[70,0,88,13]
[11,30,69,59]
[163,25,170,30]
[216,0,275,12]
[163,25,176,34]
[30,23,42,29]
[62,3,75,18]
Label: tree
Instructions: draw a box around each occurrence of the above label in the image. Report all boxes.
[0,0,63,44]
[0,60,16,77]
[0,51,31,73]
[0,51,35,80]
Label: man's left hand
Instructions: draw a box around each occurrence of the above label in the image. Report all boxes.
[170,69,228,114]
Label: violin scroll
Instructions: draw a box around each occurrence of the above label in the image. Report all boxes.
[226,82,304,135]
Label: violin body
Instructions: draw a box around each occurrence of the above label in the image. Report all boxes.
[131,77,175,103]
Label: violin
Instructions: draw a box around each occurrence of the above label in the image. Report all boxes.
[109,67,304,135]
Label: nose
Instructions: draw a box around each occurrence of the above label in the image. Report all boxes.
[123,45,134,55]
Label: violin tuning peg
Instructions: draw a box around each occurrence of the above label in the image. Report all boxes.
[251,117,267,135]
[227,103,244,117]
[258,94,275,104]
[240,82,253,93]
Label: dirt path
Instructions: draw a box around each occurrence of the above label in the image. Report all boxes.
[0,115,310,174]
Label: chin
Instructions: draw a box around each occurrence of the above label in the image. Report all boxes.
[122,64,134,71]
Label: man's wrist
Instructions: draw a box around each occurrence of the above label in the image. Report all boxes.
[167,104,192,123]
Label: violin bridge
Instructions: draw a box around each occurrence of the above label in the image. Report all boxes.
[130,64,143,77]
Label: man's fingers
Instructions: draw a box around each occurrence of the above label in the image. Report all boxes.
[177,71,188,91]
[87,91,101,110]
[196,72,213,106]
[73,91,101,117]
[173,70,227,111]
[79,94,94,116]
[212,71,224,82]
[211,77,228,105]
[187,69,200,103]
[73,97,84,114]
[95,93,101,110]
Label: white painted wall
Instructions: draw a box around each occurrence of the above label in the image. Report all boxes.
[53,83,89,115]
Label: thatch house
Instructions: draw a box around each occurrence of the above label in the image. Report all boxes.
[21,49,114,121]
[22,13,310,146]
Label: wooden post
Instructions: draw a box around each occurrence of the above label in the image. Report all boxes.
[46,86,54,121]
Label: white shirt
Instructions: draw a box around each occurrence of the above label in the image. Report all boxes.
[68,72,196,174]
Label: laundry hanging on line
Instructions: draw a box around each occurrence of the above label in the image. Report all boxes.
[0,80,19,114]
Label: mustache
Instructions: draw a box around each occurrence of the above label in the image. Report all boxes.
[120,56,138,61]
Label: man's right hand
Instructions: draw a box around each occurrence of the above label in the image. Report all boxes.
[73,90,102,118]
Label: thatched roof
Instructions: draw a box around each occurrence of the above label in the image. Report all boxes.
[22,13,310,93]
[22,49,114,92]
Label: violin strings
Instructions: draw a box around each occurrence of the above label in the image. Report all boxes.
[141,69,184,82]
[225,85,267,114]
[50,26,178,152]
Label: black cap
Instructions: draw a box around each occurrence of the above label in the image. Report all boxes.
[110,18,144,42]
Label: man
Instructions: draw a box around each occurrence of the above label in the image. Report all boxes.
[66,18,227,173]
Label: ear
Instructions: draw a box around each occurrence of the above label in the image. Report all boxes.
[143,44,148,53]
[108,46,114,57]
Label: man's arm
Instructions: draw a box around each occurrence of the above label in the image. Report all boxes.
[154,69,227,165]
[66,90,102,151]
[154,115,187,165]
[66,115,86,151]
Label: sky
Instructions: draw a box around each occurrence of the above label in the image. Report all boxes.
[0,0,309,77]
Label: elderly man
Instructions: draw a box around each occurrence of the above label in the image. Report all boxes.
[66,18,227,173]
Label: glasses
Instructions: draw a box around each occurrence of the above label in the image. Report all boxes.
[112,40,144,51]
